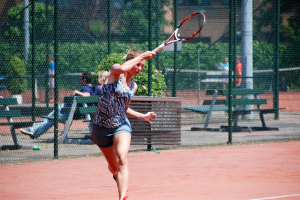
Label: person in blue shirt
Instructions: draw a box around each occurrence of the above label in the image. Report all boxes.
[280,77,289,91]
[21,72,102,139]
[48,55,55,102]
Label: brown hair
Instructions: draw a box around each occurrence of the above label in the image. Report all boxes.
[97,70,109,85]
[123,47,142,61]
[81,72,93,83]
[49,55,54,61]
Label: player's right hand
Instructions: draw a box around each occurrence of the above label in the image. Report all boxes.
[142,51,156,60]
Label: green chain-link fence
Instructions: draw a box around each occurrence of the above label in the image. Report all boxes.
[1,0,300,164]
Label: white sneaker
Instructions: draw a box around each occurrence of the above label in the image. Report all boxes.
[20,128,35,139]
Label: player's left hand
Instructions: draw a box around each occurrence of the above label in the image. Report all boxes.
[144,112,157,124]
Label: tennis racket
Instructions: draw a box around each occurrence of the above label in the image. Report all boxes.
[215,62,223,70]
[152,12,205,53]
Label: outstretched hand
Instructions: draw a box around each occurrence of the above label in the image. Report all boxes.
[142,51,156,60]
[143,112,157,124]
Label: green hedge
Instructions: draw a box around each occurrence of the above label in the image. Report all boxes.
[7,56,27,94]
[2,40,299,90]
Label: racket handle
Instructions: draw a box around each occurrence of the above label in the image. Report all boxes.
[152,43,165,53]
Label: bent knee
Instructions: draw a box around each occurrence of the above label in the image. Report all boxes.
[117,155,128,167]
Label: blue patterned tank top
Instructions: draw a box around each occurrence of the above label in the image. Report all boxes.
[93,75,135,128]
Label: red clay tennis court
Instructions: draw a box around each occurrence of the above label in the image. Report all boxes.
[1,141,299,200]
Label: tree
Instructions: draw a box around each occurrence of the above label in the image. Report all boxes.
[7,56,27,95]
[115,0,171,43]
[0,2,54,46]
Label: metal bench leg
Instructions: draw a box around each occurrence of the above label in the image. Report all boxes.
[231,111,252,132]
[10,125,20,147]
[62,97,78,142]
[83,103,93,134]
[6,105,20,148]
[232,112,240,131]
[204,90,218,128]
[251,94,279,131]
[255,94,267,130]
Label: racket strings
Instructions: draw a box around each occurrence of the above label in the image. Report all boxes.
[177,13,205,40]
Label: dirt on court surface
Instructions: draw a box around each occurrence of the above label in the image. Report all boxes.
[1,141,300,200]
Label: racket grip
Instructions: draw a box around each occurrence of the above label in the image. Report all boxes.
[152,43,165,53]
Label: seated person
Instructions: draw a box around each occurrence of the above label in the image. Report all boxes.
[20,72,102,139]
[96,70,109,89]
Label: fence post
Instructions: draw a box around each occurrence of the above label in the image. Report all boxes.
[107,0,111,55]
[148,0,152,96]
[54,0,59,159]
[31,0,36,122]
[172,0,178,97]
[273,0,280,120]
[228,0,237,144]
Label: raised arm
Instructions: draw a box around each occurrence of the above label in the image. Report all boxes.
[110,51,155,75]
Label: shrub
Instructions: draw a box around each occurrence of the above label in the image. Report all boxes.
[94,53,167,96]
[7,56,27,94]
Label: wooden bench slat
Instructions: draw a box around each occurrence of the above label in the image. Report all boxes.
[0,121,36,128]
[0,110,22,118]
[233,108,281,115]
[223,88,265,96]
[225,98,267,106]
[206,88,265,96]
[76,96,99,103]
[186,106,228,113]
[79,107,97,114]
[203,99,226,105]
[0,98,18,105]
[63,96,75,103]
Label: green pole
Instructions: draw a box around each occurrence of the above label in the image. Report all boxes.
[148,0,152,96]
[155,0,159,71]
[273,0,280,120]
[172,0,178,97]
[31,0,36,122]
[228,0,237,144]
[53,0,59,159]
[233,0,237,88]
[45,0,50,113]
[108,0,111,55]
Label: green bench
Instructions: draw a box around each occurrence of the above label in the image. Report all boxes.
[186,88,284,132]
[46,95,97,144]
[46,95,182,150]
[0,98,40,150]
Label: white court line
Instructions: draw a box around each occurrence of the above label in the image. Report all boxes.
[248,194,300,200]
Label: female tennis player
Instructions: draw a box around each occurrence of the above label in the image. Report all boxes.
[91,48,157,200]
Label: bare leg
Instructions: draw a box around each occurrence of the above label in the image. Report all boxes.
[100,132,131,199]
[100,146,118,177]
[114,132,131,199]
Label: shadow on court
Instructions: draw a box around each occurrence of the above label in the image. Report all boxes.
[1,141,300,200]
